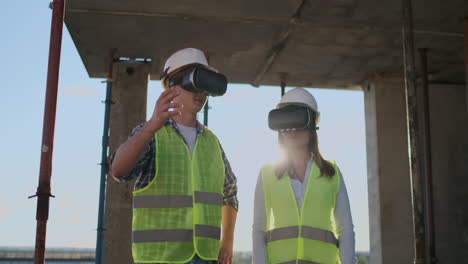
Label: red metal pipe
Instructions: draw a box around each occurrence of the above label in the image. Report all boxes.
[33,0,65,263]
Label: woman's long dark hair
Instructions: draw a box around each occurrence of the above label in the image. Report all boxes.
[275,111,335,179]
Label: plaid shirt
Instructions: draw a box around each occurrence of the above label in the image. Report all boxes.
[110,118,239,211]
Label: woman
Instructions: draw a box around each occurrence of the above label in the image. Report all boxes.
[252,88,355,264]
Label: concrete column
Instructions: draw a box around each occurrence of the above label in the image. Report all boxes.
[104,61,149,264]
[364,79,414,264]
[428,84,468,263]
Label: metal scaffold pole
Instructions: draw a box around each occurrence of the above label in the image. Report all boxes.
[464,18,468,113]
[204,99,209,126]
[401,0,428,263]
[418,48,437,264]
[280,73,286,96]
[95,53,115,264]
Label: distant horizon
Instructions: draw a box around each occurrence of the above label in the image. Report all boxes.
[0,246,371,254]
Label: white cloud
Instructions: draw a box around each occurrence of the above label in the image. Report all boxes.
[67,236,95,248]
[0,203,10,221]
[65,213,95,226]
[61,86,99,97]
[48,191,96,226]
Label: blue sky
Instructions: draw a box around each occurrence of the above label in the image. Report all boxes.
[0,1,369,252]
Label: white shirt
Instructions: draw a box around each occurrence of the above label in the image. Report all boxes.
[176,123,198,154]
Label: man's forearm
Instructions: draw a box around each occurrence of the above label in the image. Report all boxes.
[221,205,237,242]
[111,123,157,178]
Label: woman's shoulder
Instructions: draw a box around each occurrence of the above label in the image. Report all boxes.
[259,162,280,178]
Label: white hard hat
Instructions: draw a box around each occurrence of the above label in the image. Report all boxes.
[278,87,321,124]
[160,48,217,89]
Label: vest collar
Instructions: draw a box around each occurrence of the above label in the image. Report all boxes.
[166,118,205,134]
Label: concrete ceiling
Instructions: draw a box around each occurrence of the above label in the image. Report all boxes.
[65,0,467,89]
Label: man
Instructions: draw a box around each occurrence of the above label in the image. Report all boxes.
[110,48,238,264]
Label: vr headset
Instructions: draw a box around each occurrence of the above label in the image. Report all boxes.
[268,105,316,131]
[168,66,228,96]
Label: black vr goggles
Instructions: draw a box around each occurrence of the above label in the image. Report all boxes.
[168,66,228,97]
[268,105,316,131]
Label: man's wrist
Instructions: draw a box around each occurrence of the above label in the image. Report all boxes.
[221,236,234,244]
[142,121,160,134]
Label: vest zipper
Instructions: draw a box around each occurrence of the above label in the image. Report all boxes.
[288,161,316,263]
[179,130,201,255]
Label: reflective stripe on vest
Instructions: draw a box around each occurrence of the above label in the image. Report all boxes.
[133,224,221,243]
[132,126,225,263]
[261,161,341,264]
[266,226,339,247]
[278,260,321,264]
[194,191,224,205]
[133,191,223,208]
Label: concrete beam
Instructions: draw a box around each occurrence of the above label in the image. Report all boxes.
[104,61,149,264]
[65,8,465,38]
[66,8,287,25]
[251,0,306,87]
[364,80,414,264]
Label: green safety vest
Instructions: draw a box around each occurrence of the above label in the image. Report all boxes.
[132,125,225,263]
[261,161,341,264]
